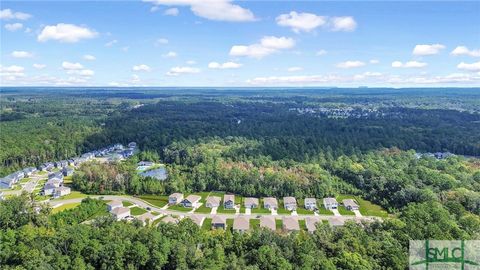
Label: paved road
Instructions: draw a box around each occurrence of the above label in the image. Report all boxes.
[47,195,379,222]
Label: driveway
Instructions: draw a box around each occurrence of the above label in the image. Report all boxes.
[245,208,251,215]
[291,210,298,216]
[271,208,277,216]
[331,208,341,216]
[210,206,218,214]
[353,210,363,217]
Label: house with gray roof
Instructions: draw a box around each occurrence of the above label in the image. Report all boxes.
[168,193,183,205]
[260,216,276,231]
[111,207,130,220]
[304,198,317,210]
[283,197,297,211]
[263,197,278,210]
[328,217,345,227]
[205,196,221,208]
[343,199,359,211]
[244,197,259,209]
[223,194,235,209]
[282,216,300,232]
[212,215,227,229]
[189,214,205,226]
[305,217,321,233]
[323,197,339,210]
[180,195,201,208]
[233,216,250,232]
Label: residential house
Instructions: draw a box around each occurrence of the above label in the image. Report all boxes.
[168,193,184,205]
[111,207,130,220]
[43,183,57,196]
[49,171,64,180]
[189,214,205,226]
[205,196,221,208]
[328,217,345,227]
[81,152,95,160]
[53,186,71,199]
[323,197,339,210]
[283,197,297,211]
[122,150,134,158]
[39,162,54,171]
[263,197,278,210]
[282,216,300,232]
[0,175,16,189]
[305,217,321,233]
[22,167,37,176]
[55,160,68,168]
[68,159,76,166]
[162,215,180,224]
[244,197,259,209]
[260,216,276,231]
[180,195,201,208]
[223,194,235,209]
[137,212,156,225]
[107,200,123,211]
[233,216,250,232]
[62,167,74,176]
[343,199,359,211]
[138,161,154,167]
[113,144,124,151]
[304,198,317,210]
[212,215,227,229]
[128,142,137,149]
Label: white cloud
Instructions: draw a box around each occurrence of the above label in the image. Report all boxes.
[164,7,179,16]
[391,60,427,68]
[5,23,23,31]
[166,66,200,76]
[105,39,118,47]
[0,9,31,20]
[230,36,295,58]
[330,16,357,32]
[0,65,25,75]
[38,23,97,43]
[144,0,255,22]
[33,63,46,69]
[457,61,480,72]
[287,66,303,72]
[451,46,480,57]
[336,60,365,69]
[316,49,327,56]
[369,59,380,64]
[186,60,196,65]
[122,46,129,52]
[83,54,96,61]
[132,64,151,72]
[62,61,84,70]
[412,44,445,56]
[247,74,344,85]
[155,38,169,46]
[208,61,242,69]
[11,51,33,58]
[276,11,326,33]
[162,51,177,58]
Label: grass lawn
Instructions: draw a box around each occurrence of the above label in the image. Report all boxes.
[216,205,236,214]
[239,207,246,214]
[19,178,31,184]
[252,207,271,214]
[52,191,87,201]
[277,207,291,215]
[338,206,355,216]
[151,211,160,216]
[52,202,81,213]
[317,206,334,215]
[299,219,307,231]
[322,220,329,224]
[138,195,168,208]
[122,201,134,207]
[130,207,147,216]
[336,195,388,217]
[226,219,234,228]
[168,204,192,212]
[202,218,212,230]
[34,194,50,201]
[63,176,73,185]
[194,205,212,214]
[296,206,314,215]
[250,219,260,228]
[275,219,282,230]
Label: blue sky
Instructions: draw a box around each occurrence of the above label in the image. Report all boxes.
[1,0,479,87]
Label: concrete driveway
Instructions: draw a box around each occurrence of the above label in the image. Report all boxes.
[353,210,363,217]
[331,208,341,216]
[210,206,218,214]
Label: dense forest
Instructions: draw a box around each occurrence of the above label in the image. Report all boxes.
[1,87,480,269]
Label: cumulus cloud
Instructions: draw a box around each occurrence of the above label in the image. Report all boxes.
[162,51,177,58]
[33,63,46,69]
[0,65,25,76]
[369,59,380,64]
[329,16,357,32]
[4,22,23,31]
[336,60,365,69]
[230,36,295,58]
[83,54,96,61]
[11,51,33,58]
[451,46,480,57]
[166,66,200,76]
[164,7,179,16]
[316,49,327,56]
[0,9,31,20]
[287,66,303,72]
[208,61,242,69]
[144,0,255,22]
[105,39,118,47]
[155,38,169,46]
[412,44,445,56]
[62,61,84,70]
[186,60,196,65]
[457,61,480,72]
[132,64,151,72]
[276,11,326,33]
[38,23,98,43]
[391,60,427,68]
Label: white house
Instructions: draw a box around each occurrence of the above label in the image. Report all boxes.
[111,207,130,220]
[53,186,71,199]
[205,196,221,208]
[323,197,339,210]
[304,198,317,210]
[263,197,278,210]
[283,197,297,211]
[168,193,183,205]
[107,200,123,211]
[223,194,235,209]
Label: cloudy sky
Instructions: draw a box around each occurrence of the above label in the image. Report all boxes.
[1,0,480,87]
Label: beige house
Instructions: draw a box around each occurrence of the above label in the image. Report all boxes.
[343,199,359,211]
[168,193,183,205]
[189,214,205,226]
[260,216,276,231]
[305,217,321,233]
[283,197,297,211]
[233,216,250,232]
[111,207,130,220]
[323,197,339,210]
[180,195,201,208]
[205,196,221,208]
[282,216,300,232]
[263,197,278,210]
[328,217,345,227]
[244,197,259,209]
[107,200,123,211]
[304,198,317,210]
[212,215,227,229]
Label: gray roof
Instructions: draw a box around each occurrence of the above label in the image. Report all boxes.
[224,194,235,203]
[282,216,300,231]
[162,215,180,224]
[260,216,276,231]
[206,196,221,205]
[328,217,345,227]
[263,197,278,206]
[244,197,259,206]
[169,193,183,200]
[189,214,205,226]
[304,198,317,204]
[283,197,297,205]
[233,216,250,231]
[184,195,201,204]
[323,197,338,204]
[212,215,227,225]
[111,207,130,216]
[108,200,123,208]
[305,217,321,232]
[343,199,359,208]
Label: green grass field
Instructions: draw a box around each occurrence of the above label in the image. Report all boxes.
[202,218,212,230]
[122,201,134,207]
[138,195,169,208]
[226,219,234,228]
[338,206,355,216]
[194,205,212,213]
[296,206,314,215]
[216,205,236,214]
[299,220,307,230]
[250,219,260,228]
[252,207,271,214]
[277,207,291,214]
[130,207,148,216]
[52,202,81,213]
[317,206,334,215]
[19,177,31,184]
[275,219,282,230]
[168,204,192,212]
[336,195,388,217]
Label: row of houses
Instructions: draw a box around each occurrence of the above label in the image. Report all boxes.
[168,193,360,211]
[42,170,72,199]
[0,167,38,189]
[106,199,158,225]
